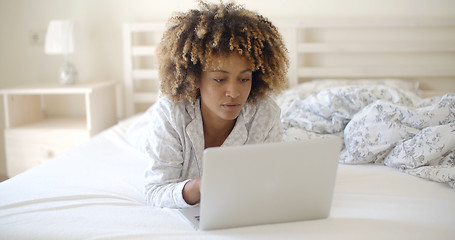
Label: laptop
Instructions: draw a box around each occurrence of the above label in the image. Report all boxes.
[178,137,342,231]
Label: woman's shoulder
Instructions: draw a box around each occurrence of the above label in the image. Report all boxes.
[127,98,193,142]
[146,97,189,115]
[145,97,199,124]
[151,97,178,111]
[252,95,281,114]
[243,95,280,121]
[259,95,280,110]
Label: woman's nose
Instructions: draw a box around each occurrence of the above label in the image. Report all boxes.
[225,81,240,98]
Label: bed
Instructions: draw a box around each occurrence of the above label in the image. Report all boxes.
[1,18,455,239]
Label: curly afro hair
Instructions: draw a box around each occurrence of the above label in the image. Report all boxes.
[158,0,289,104]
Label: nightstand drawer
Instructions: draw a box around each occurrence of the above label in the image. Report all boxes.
[5,129,89,177]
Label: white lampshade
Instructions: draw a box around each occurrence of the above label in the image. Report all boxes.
[45,20,75,55]
[45,20,78,85]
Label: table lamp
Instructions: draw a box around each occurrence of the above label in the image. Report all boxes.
[45,20,78,85]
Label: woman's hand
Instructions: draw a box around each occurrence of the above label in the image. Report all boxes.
[183,177,201,205]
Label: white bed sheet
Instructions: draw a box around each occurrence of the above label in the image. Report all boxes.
[1,116,454,240]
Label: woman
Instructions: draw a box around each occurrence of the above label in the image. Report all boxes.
[127,1,289,208]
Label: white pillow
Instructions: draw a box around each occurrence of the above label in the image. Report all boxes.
[293,78,419,94]
[275,78,420,111]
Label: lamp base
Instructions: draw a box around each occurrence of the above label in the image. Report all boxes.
[60,61,77,85]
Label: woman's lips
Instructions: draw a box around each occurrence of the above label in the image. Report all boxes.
[222,102,241,110]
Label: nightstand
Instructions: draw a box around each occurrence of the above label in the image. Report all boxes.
[1,81,118,177]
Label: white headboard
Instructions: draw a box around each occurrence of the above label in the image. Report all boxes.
[275,18,455,93]
[122,18,455,118]
[122,23,166,117]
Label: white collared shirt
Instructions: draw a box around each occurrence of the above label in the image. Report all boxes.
[127,96,283,208]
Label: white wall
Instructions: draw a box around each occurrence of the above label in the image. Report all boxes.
[1,0,454,178]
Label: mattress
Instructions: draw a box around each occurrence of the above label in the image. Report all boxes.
[1,112,454,240]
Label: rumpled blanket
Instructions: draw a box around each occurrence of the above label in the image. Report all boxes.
[277,84,455,188]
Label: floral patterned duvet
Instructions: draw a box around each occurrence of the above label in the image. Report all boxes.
[277,80,455,188]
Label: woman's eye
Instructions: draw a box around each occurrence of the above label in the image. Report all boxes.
[240,78,251,82]
[213,78,224,82]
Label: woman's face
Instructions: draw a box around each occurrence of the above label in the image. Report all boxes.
[198,54,252,125]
